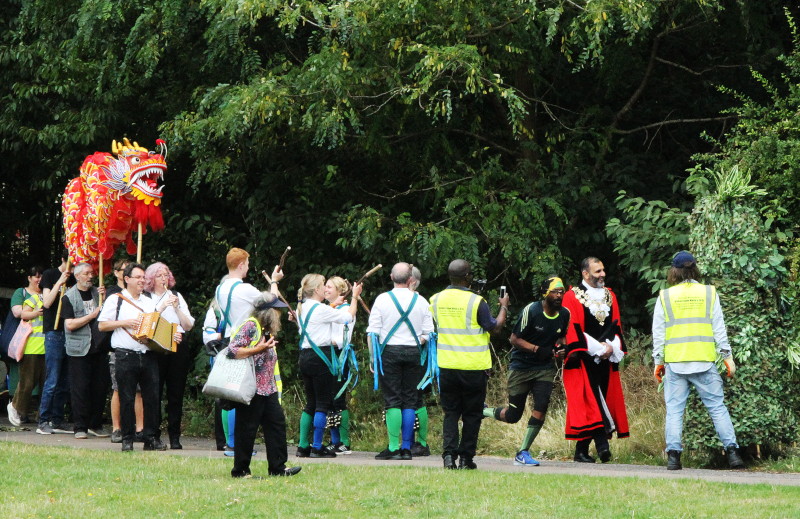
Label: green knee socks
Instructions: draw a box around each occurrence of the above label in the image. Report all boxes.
[520,417,544,452]
[386,408,402,451]
[340,409,350,446]
[299,411,313,448]
[416,407,428,447]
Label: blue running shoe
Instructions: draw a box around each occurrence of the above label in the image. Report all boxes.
[513,450,540,466]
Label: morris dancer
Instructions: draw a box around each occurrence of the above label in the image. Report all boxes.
[294,274,362,458]
[368,263,434,460]
[561,257,629,463]
[324,276,356,454]
[484,276,570,466]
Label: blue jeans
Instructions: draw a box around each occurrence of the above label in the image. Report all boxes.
[39,330,70,426]
[664,364,738,452]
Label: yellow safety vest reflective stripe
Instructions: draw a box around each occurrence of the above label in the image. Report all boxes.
[231,318,283,400]
[660,283,717,363]
[430,288,490,370]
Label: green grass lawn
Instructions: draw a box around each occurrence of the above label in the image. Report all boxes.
[2,442,799,518]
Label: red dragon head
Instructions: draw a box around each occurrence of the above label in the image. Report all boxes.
[105,137,168,205]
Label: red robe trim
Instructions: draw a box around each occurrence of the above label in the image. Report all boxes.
[562,286,630,441]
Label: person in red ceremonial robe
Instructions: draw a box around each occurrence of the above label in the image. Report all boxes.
[561,257,629,463]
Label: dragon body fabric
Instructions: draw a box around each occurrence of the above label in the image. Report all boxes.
[63,138,167,268]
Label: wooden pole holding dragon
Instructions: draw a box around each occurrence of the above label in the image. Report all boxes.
[62,137,168,302]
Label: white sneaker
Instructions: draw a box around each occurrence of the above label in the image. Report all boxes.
[7,402,21,426]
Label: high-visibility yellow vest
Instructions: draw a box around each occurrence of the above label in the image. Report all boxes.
[430,288,491,370]
[231,317,283,400]
[24,294,45,355]
[660,283,717,363]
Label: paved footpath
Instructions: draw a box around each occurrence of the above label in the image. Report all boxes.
[3,419,800,487]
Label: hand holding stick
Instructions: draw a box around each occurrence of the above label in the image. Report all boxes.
[346,279,371,315]
[262,270,298,323]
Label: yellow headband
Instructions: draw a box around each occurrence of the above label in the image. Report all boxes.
[543,277,565,296]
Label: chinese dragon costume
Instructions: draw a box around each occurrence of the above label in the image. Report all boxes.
[62,138,167,268]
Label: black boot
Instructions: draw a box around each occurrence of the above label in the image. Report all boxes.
[458,456,477,470]
[726,446,745,469]
[666,450,682,470]
[443,454,457,470]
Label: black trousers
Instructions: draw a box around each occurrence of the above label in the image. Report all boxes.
[156,341,193,440]
[115,349,160,442]
[380,345,423,409]
[231,393,288,476]
[299,348,334,414]
[439,368,488,459]
[69,351,111,432]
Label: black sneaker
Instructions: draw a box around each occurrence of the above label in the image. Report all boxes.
[143,438,167,451]
[400,448,413,460]
[121,440,134,452]
[374,448,402,460]
[296,446,311,458]
[310,446,337,458]
[411,442,431,456]
[271,466,302,477]
[330,442,352,455]
[135,431,145,443]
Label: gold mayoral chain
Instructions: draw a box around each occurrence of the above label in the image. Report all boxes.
[571,286,612,326]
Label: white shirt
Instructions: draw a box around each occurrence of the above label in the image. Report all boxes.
[215,277,261,337]
[149,290,194,333]
[367,287,434,345]
[98,289,156,353]
[330,303,356,349]
[297,299,353,349]
[202,305,220,345]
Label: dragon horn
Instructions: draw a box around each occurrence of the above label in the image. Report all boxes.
[112,140,119,155]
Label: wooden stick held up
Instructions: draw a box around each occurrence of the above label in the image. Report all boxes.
[262,270,298,323]
[356,264,382,285]
[53,259,72,331]
[137,222,143,264]
[278,246,291,272]
[98,256,104,306]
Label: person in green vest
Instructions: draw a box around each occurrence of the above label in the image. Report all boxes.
[652,251,744,470]
[430,259,509,470]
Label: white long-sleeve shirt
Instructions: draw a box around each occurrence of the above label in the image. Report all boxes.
[652,280,731,374]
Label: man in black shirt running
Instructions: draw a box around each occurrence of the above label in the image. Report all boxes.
[483,276,570,466]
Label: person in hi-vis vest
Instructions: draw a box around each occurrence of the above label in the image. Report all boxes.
[430,259,509,470]
[652,251,744,470]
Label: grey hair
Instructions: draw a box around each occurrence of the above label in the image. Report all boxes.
[390,262,413,284]
[73,262,92,276]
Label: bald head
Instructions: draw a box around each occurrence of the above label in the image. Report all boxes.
[390,262,413,286]
[448,259,471,285]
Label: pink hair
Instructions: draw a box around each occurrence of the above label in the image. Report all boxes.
[144,262,176,292]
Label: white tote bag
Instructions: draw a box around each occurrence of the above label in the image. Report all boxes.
[202,347,257,405]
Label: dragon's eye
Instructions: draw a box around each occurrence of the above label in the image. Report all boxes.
[130,157,141,164]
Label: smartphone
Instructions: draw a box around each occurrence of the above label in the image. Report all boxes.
[500,286,507,299]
